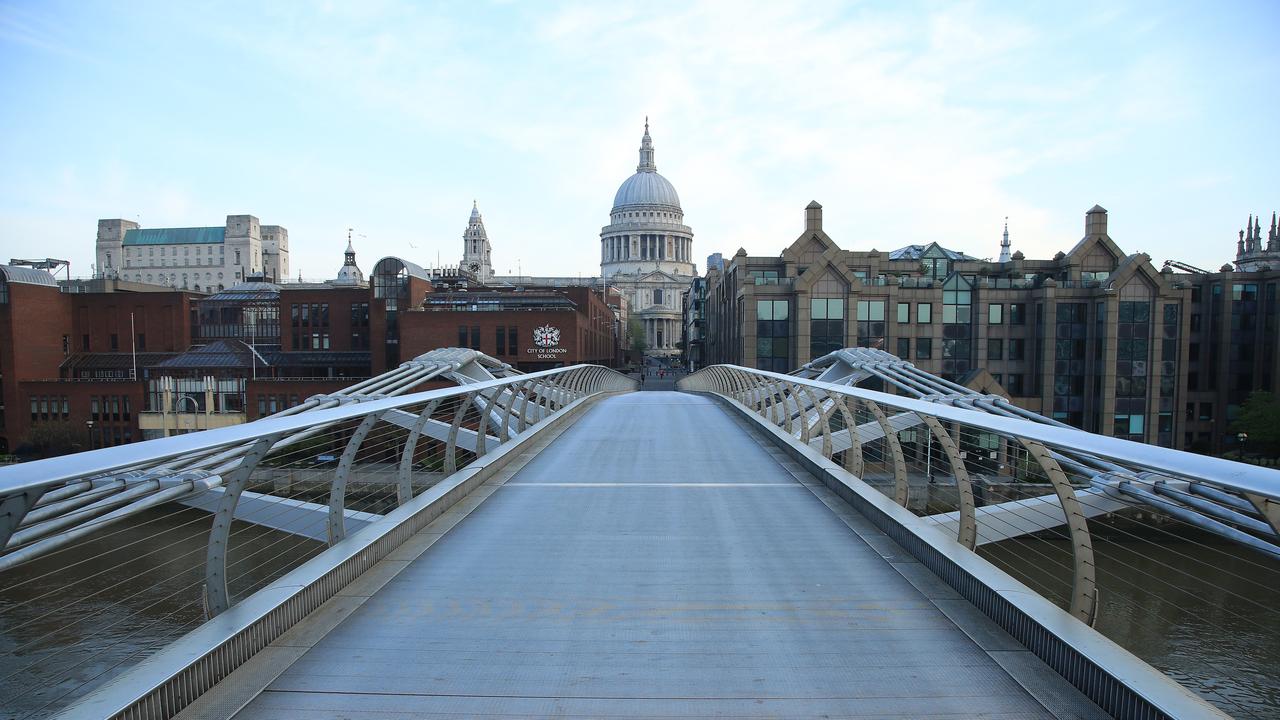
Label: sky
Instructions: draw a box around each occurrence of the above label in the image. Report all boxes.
[1,0,1277,281]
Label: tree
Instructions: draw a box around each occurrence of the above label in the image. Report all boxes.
[627,317,648,353]
[18,422,85,459]
[1233,391,1280,457]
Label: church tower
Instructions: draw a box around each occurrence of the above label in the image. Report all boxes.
[462,201,494,282]
[334,229,364,285]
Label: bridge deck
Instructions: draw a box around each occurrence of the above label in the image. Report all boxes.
[230,392,1100,719]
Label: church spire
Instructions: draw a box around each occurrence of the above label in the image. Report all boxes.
[998,217,1011,263]
[335,228,364,285]
[637,117,656,173]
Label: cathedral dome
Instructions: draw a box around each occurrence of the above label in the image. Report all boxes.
[610,120,682,213]
[613,171,681,211]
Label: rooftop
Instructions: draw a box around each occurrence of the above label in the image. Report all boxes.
[122,227,226,246]
[0,265,59,287]
[887,243,977,262]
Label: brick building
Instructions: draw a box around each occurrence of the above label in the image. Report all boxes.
[1,265,206,453]
[0,254,625,454]
[695,203,1280,454]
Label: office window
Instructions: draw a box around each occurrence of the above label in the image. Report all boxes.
[110,333,119,351]
[496,326,506,355]
[756,299,790,372]
[987,338,1003,360]
[1008,338,1026,361]
[917,303,932,323]
[458,325,468,347]
[896,302,910,324]
[856,300,886,348]
[896,337,910,360]
[988,303,1003,324]
[916,338,932,359]
[1006,373,1024,396]
[810,298,845,358]
[509,326,518,354]
[1009,303,1026,325]
[470,326,481,350]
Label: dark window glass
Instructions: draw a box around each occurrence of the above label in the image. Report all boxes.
[916,338,932,359]
[988,338,1003,360]
[1009,303,1026,325]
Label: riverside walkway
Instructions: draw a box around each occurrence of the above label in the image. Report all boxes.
[222,392,1101,719]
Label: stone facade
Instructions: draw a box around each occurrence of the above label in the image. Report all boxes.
[599,122,697,358]
[696,202,1280,453]
[97,214,290,290]
[461,202,495,282]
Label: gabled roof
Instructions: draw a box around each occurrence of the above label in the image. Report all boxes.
[1065,233,1125,264]
[888,243,976,261]
[123,227,226,246]
[153,340,257,370]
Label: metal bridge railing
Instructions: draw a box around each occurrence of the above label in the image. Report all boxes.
[0,351,635,719]
[680,359,1280,718]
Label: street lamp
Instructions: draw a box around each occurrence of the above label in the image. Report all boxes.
[1237,431,1249,459]
[85,419,95,450]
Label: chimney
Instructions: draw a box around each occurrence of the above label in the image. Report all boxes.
[805,201,823,231]
[1085,204,1108,237]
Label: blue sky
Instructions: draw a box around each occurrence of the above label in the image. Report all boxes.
[1,0,1277,280]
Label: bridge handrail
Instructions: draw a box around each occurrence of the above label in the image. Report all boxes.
[0,363,616,497]
[681,363,1272,718]
[682,364,1280,502]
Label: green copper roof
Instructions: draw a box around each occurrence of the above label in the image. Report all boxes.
[123,227,225,246]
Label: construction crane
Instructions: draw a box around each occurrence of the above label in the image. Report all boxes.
[1162,259,1210,274]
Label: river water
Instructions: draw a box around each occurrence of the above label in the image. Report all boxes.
[0,508,322,719]
[0,508,1276,718]
[982,529,1280,718]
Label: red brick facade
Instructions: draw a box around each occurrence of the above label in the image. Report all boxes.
[1,276,623,455]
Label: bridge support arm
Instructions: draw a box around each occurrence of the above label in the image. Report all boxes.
[864,400,909,507]
[1020,438,1097,624]
[919,415,976,550]
[206,435,280,617]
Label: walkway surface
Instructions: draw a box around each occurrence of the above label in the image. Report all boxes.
[231,392,1100,719]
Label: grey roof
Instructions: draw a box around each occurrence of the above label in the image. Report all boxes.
[372,256,433,282]
[204,282,281,302]
[0,265,58,286]
[613,171,681,211]
[153,340,256,370]
[123,227,225,246]
[60,352,179,372]
[265,350,371,368]
[887,243,977,262]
